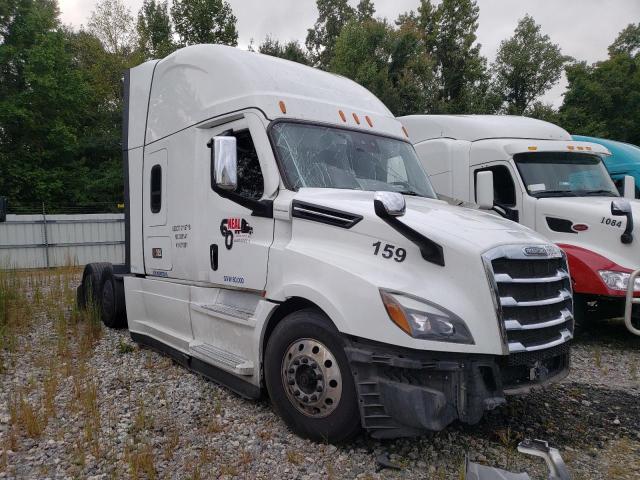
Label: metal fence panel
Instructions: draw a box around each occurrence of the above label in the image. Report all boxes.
[0,214,125,268]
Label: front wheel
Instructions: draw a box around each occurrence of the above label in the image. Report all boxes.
[264,309,361,443]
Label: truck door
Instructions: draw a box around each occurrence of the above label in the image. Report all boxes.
[202,118,273,291]
[471,163,523,223]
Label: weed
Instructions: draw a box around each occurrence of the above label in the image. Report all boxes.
[127,443,157,480]
[594,347,602,369]
[286,450,303,465]
[164,428,180,461]
[118,338,135,354]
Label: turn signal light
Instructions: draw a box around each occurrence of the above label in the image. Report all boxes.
[572,224,589,232]
[380,291,411,335]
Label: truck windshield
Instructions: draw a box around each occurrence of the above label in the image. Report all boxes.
[270,122,437,198]
[514,152,619,198]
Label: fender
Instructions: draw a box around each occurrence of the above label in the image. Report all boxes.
[270,283,348,333]
[557,243,638,297]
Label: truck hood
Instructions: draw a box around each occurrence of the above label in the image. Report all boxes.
[294,189,550,255]
[536,196,640,269]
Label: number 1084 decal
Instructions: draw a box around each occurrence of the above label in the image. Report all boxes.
[372,241,406,262]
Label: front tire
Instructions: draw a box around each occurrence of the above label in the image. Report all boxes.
[264,309,361,443]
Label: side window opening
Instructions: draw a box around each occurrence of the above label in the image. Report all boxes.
[212,129,264,201]
[150,164,162,213]
[475,166,516,207]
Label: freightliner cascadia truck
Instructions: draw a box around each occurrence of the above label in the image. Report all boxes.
[77,46,575,442]
[401,115,640,336]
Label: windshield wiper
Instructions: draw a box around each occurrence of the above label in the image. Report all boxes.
[578,190,618,197]
[397,190,423,197]
[533,190,579,197]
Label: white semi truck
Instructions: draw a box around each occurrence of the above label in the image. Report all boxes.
[77,46,574,441]
[401,115,640,335]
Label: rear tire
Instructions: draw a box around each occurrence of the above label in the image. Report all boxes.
[100,270,127,329]
[79,262,112,308]
[264,308,361,443]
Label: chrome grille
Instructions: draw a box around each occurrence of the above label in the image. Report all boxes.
[483,245,574,353]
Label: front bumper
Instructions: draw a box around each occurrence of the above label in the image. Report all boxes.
[345,337,570,439]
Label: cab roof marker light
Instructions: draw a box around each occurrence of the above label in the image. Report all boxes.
[365,115,373,127]
[528,146,538,151]
[577,146,584,151]
[567,145,575,150]
[338,110,347,122]
[279,101,287,114]
[402,126,409,138]
[586,146,592,150]
[352,113,360,125]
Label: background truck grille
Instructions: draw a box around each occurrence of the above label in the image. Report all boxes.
[483,245,574,353]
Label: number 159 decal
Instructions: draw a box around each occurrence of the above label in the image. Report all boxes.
[372,241,406,262]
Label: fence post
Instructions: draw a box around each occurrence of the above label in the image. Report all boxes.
[42,202,50,268]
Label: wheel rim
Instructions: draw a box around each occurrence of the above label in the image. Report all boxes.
[281,338,343,418]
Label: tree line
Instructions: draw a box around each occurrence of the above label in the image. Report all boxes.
[1,0,639,211]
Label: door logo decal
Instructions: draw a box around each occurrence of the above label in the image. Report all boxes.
[152,247,163,258]
[220,217,254,250]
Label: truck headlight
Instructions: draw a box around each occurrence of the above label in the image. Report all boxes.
[380,290,474,344]
[598,270,640,292]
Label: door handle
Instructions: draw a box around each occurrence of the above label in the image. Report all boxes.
[210,244,218,271]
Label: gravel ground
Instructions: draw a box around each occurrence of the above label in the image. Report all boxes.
[1,276,639,479]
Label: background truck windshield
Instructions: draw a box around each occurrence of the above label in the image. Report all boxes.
[514,152,619,198]
[271,122,437,198]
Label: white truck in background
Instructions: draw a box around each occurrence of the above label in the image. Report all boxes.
[77,46,574,442]
[401,115,640,335]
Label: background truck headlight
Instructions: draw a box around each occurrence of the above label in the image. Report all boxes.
[598,270,640,291]
[380,290,474,344]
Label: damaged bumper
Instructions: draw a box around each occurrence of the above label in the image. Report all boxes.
[345,338,570,438]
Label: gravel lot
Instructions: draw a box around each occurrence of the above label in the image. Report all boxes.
[1,272,639,479]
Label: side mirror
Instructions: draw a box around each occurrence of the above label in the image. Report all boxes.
[211,136,237,191]
[611,198,634,244]
[623,175,635,199]
[374,191,406,217]
[476,171,495,210]
[611,198,631,216]
[0,196,7,223]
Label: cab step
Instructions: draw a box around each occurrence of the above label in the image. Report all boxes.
[190,343,254,376]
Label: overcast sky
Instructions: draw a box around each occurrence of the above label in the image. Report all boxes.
[57,0,640,107]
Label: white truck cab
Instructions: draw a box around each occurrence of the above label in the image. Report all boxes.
[401,115,640,334]
[78,47,574,441]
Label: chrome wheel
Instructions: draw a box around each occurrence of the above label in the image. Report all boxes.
[281,338,343,418]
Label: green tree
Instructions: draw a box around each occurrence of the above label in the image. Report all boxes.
[305,0,373,69]
[608,23,640,57]
[170,0,237,47]
[87,0,137,56]
[137,0,175,59]
[398,0,494,113]
[525,101,559,124]
[492,15,569,114]
[0,0,103,209]
[330,19,436,116]
[258,36,309,65]
[560,27,640,144]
